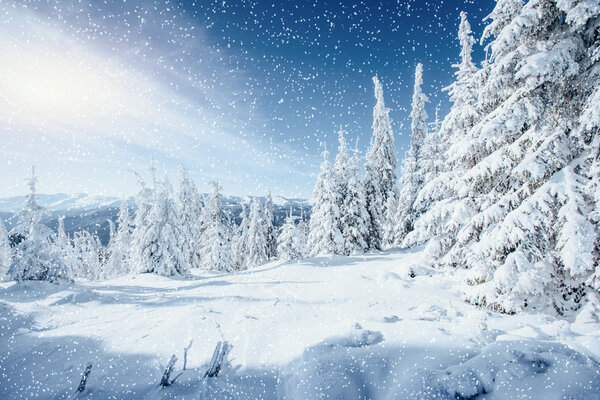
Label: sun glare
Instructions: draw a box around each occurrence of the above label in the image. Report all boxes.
[0,41,145,125]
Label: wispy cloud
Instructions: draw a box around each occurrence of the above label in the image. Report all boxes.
[0,1,317,198]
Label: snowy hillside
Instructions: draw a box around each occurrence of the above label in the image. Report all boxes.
[1,248,598,399]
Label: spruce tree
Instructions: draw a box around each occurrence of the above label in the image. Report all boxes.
[232,203,249,269]
[297,207,310,258]
[176,166,203,269]
[264,192,277,260]
[364,76,398,250]
[55,216,77,277]
[244,197,269,268]
[105,200,133,276]
[131,162,157,273]
[307,145,344,256]
[394,63,429,245]
[277,207,303,261]
[341,143,370,254]
[334,125,351,201]
[406,1,600,313]
[138,176,189,276]
[9,167,70,282]
[401,12,482,263]
[71,230,105,280]
[0,219,11,281]
[200,181,234,272]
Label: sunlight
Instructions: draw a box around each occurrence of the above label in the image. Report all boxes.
[0,40,146,125]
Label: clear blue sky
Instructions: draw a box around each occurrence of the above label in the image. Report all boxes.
[0,0,495,198]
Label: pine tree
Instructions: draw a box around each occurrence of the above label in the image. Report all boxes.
[382,194,399,247]
[363,76,398,250]
[341,143,370,254]
[176,166,203,269]
[407,1,600,313]
[138,176,189,276]
[401,12,482,263]
[244,197,269,268]
[307,145,345,256]
[264,192,277,260]
[458,0,600,312]
[55,216,77,277]
[71,230,105,280]
[105,200,133,276]
[277,207,303,261]
[334,125,351,200]
[232,203,249,269]
[9,167,70,282]
[575,0,600,291]
[131,162,158,273]
[0,219,11,281]
[394,63,429,245]
[200,181,234,272]
[297,207,310,258]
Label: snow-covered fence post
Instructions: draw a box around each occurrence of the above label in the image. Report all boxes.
[183,340,193,370]
[203,341,230,378]
[160,354,178,387]
[76,362,93,393]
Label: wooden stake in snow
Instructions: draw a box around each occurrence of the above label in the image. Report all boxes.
[203,341,230,378]
[77,362,93,393]
[183,340,193,371]
[160,355,178,387]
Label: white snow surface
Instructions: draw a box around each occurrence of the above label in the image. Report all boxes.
[0,248,599,399]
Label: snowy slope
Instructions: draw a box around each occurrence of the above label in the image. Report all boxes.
[0,248,598,399]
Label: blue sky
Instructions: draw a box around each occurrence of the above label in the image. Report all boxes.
[0,0,494,198]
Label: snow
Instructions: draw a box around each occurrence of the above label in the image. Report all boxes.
[0,193,132,214]
[1,248,598,399]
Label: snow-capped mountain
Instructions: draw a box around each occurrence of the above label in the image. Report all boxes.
[0,193,309,245]
[0,193,135,214]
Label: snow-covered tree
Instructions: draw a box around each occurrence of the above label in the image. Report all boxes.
[382,194,399,247]
[394,63,429,245]
[334,125,351,200]
[480,0,523,52]
[277,208,303,261]
[200,181,234,272]
[458,0,600,313]
[264,192,277,260]
[0,219,11,280]
[574,0,600,291]
[8,167,70,282]
[243,197,269,268]
[297,207,310,258]
[307,145,344,256]
[232,203,249,269]
[175,166,203,269]
[55,216,77,277]
[363,76,398,250]
[131,161,158,273]
[341,143,370,254]
[401,12,482,263]
[405,1,600,313]
[138,176,189,276]
[72,230,105,280]
[105,200,133,276]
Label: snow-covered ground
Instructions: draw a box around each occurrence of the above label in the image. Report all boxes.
[1,248,599,399]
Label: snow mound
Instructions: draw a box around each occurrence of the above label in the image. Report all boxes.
[392,341,600,400]
[319,323,384,349]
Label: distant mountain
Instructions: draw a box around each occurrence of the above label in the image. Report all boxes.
[0,193,310,245]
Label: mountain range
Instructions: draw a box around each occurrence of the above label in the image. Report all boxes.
[0,193,310,245]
